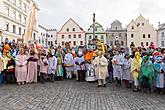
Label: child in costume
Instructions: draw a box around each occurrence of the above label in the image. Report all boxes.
[154,56,165,95]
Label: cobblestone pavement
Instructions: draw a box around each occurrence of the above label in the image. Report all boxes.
[0,80,165,110]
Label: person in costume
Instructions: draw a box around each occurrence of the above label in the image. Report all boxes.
[84,49,93,63]
[56,48,64,80]
[0,46,4,84]
[153,56,165,95]
[26,48,38,83]
[48,53,57,82]
[64,49,74,79]
[75,51,86,82]
[93,51,108,87]
[131,52,142,92]
[112,51,123,87]
[15,48,28,85]
[4,52,16,83]
[122,54,132,88]
[139,55,154,93]
[39,50,48,83]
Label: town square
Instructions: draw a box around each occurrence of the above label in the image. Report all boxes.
[0,0,165,110]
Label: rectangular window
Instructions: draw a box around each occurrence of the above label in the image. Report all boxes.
[33,33,36,40]
[5,6,9,16]
[119,33,121,37]
[142,23,144,26]
[73,34,76,38]
[143,34,145,38]
[101,35,104,39]
[141,42,144,46]
[48,41,50,45]
[115,40,118,45]
[161,32,164,38]
[73,41,76,45]
[95,28,97,31]
[148,34,151,38]
[19,14,22,22]
[89,36,92,39]
[125,33,127,37]
[146,42,149,46]
[121,41,124,46]
[13,25,16,33]
[80,41,83,45]
[12,10,16,19]
[78,34,81,38]
[110,41,113,46]
[68,35,71,38]
[67,28,69,32]
[62,41,64,46]
[95,36,97,39]
[112,33,114,37]
[51,35,53,37]
[19,0,22,8]
[62,35,64,39]
[24,17,26,24]
[131,34,134,38]
[6,23,9,31]
[161,41,164,47]
[73,28,75,31]
[24,3,27,12]
[19,27,21,35]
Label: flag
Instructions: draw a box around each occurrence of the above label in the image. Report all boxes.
[24,2,37,44]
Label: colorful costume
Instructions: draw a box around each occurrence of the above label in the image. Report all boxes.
[15,54,28,84]
[153,56,165,94]
[131,52,142,91]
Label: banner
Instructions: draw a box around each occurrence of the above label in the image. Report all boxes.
[24,2,37,44]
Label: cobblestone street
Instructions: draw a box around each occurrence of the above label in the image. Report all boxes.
[0,80,165,110]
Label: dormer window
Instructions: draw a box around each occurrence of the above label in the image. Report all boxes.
[115,27,117,30]
[67,28,69,32]
[73,28,75,31]
[137,23,140,27]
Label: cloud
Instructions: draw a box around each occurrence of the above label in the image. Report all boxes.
[35,0,165,30]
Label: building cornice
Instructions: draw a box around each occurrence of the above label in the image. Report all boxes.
[0,12,26,27]
[4,0,28,17]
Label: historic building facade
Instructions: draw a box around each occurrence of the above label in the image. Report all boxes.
[57,18,85,47]
[106,20,127,47]
[127,15,157,48]
[46,29,57,47]
[0,0,39,43]
[157,23,165,48]
[86,22,106,48]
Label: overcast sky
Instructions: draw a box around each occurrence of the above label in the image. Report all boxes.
[35,0,165,30]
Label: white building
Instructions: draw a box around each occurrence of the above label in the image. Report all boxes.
[47,29,57,47]
[38,25,57,47]
[157,23,165,48]
[0,0,39,43]
[57,18,85,47]
[38,25,47,47]
[127,15,157,48]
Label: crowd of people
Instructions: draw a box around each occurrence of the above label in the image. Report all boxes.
[0,39,165,95]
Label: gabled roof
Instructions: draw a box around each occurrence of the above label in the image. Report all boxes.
[127,19,136,27]
[135,14,146,23]
[158,23,165,30]
[90,22,102,28]
[58,18,84,32]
